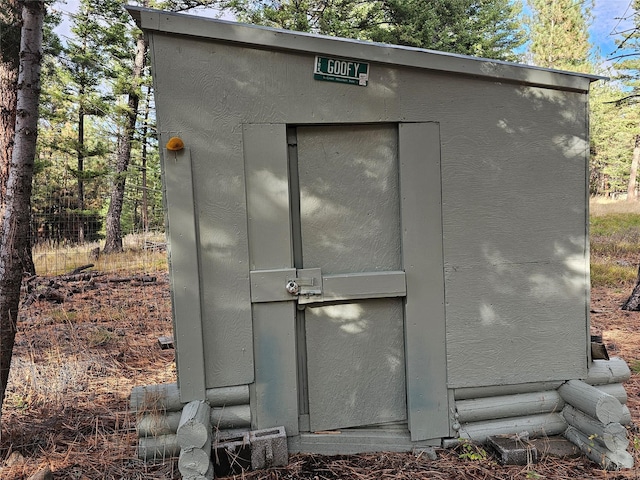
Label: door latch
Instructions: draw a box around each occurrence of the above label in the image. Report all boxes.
[285,268,322,302]
[285,281,300,295]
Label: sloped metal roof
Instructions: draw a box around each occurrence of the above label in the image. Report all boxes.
[127,5,603,93]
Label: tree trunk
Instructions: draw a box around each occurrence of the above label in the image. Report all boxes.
[77,106,85,243]
[0,0,44,415]
[628,134,640,202]
[622,264,640,311]
[140,89,151,233]
[0,0,34,276]
[103,33,146,253]
[0,0,20,217]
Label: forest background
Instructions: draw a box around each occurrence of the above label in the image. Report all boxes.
[1,0,639,257]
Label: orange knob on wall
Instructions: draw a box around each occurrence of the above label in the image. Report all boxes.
[166,136,184,151]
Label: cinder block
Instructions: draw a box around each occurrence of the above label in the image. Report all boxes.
[412,446,437,461]
[212,432,251,477]
[250,426,288,470]
[487,435,538,465]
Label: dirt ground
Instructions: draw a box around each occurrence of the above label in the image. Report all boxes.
[0,273,639,479]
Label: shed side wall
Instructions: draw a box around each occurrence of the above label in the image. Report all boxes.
[149,34,588,390]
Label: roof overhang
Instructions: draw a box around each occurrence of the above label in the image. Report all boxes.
[127,5,605,93]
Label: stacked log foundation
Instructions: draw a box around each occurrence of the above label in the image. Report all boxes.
[131,383,251,461]
[559,359,633,469]
[450,358,633,470]
[132,359,633,470]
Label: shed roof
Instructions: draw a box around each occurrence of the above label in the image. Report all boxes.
[128,6,602,93]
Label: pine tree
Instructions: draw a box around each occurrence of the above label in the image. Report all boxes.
[0,0,45,416]
[527,0,593,72]
[0,1,21,214]
[33,70,111,245]
[60,0,113,242]
[222,0,526,60]
[103,1,146,253]
[612,0,640,201]
[589,83,638,197]
[370,0,526,60]
[224,0,380,37]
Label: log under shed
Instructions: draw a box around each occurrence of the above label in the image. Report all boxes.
[127,5,633,469]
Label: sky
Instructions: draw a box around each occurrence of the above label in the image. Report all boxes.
[52,0,637,67]
[592,0,636,61]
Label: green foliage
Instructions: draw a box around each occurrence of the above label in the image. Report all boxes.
[590,84,638,196]
[590,213,640,236]
[223,0,380,37]
[40,0,117,244]
[369,0,526,61]
[615,0,640,90]
[150,0,226,11]
[33,0,169,244]
[0,1,22,69]
[590,263,637,287]
[456,439,488,461]
[9,393,29,411]
[527,0,594,72]
[591,0,640,199]
[590,211,640,287]
[222,0,526,60]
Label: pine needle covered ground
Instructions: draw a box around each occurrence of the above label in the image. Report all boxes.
[1,209,640,479]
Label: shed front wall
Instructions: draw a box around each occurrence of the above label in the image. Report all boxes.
[150,34,588,392]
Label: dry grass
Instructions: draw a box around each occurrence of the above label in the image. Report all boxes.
[32,232,168,276]
[1,261,176,479]
[591,262,638,288]
[590,199,640,288]
[590,197,640,217]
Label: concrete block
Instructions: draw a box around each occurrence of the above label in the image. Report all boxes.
[412,446,437,460]
[529,436,581,459]
[212,432,251,477]
[487,435,538,465]
[250,426,288,469]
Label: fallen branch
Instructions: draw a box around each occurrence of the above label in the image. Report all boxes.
[107,275,157,284]
[67,264,94,275]
[60,272,103,282]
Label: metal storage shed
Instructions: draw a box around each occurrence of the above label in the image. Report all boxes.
[128,6,631,462]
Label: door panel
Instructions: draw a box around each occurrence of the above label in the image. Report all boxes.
[243,124,299,436]
[296,125,407,431]
[297,125,401,273]
[245,122,449,440]
[305,299,406,431]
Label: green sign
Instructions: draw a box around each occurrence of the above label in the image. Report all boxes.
[314,56,369,86]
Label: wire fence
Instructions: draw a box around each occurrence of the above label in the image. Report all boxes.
[31,231,168,277]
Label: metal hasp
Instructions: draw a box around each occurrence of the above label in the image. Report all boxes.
[286,268,322,302]
[252,267,407,305]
